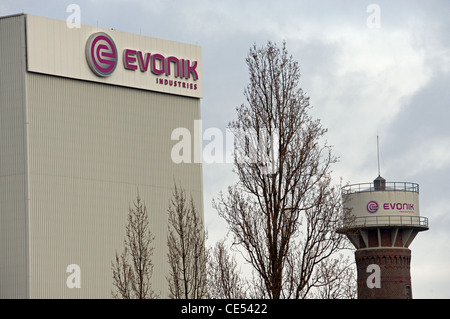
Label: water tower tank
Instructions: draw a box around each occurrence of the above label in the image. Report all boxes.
[338,176,429,299]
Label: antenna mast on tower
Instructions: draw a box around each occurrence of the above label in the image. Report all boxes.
[377,135,381,177]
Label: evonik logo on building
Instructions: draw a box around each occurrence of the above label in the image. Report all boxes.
[85,32,199,91]
[85,32,118,77]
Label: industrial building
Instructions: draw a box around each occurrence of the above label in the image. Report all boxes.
[0,13,203,298]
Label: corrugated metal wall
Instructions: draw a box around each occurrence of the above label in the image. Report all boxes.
[0,14,29,298]
[25,72,203,298]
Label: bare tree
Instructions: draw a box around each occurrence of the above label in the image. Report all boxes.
[111,194,158,299]
[213,41,353,299]
[167,182,207,299]
[309,254,357,299]
[206,239,248,299]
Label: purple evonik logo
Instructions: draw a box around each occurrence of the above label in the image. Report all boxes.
[85,32,117,77]
[367,201,379,214]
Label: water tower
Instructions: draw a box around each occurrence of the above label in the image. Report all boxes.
[338,175,429,298]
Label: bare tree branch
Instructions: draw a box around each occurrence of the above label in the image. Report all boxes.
[112,194,158,299]
[206,239,248,299]
[167,182,207,299]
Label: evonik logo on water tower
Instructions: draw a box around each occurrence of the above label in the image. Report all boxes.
[366,200,416,214]
[366,201,379,214]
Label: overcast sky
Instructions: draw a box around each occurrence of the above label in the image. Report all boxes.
[1,0,449,299]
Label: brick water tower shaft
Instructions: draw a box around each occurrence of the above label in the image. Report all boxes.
[338,176,429,299]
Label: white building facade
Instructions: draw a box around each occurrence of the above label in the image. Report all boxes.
[0,13,203,298]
